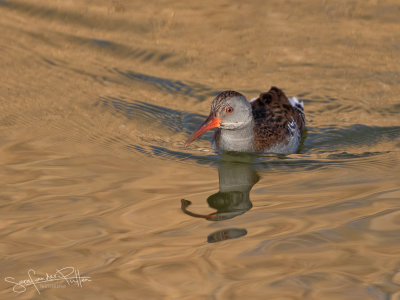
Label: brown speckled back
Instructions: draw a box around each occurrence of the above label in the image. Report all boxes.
[251,87,305,151]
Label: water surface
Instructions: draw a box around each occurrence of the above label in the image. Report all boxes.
[1,0,400,299]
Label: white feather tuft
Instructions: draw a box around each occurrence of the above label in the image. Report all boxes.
[288,97,304,110]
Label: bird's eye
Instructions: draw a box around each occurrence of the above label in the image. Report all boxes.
[226,107,233,113]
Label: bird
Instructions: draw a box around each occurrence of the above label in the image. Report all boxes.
[185,86,305,154]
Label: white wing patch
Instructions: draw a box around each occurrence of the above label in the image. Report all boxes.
[250,97,258,103]
[288,96,304,111]
[288,118,298,135]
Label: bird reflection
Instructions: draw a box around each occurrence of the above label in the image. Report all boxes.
[181,153,259,243]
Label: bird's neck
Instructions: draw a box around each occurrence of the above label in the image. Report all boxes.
[218,120,254,152]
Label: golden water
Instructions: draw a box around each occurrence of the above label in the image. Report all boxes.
[1,0,400,299]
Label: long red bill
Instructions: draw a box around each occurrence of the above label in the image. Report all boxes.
[185,114,221,147]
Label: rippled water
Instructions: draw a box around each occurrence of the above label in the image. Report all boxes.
[1,0,400,299]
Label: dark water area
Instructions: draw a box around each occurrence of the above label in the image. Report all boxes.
[1,0,400,299]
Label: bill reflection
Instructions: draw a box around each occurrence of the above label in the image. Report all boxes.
[181,154,259,243]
